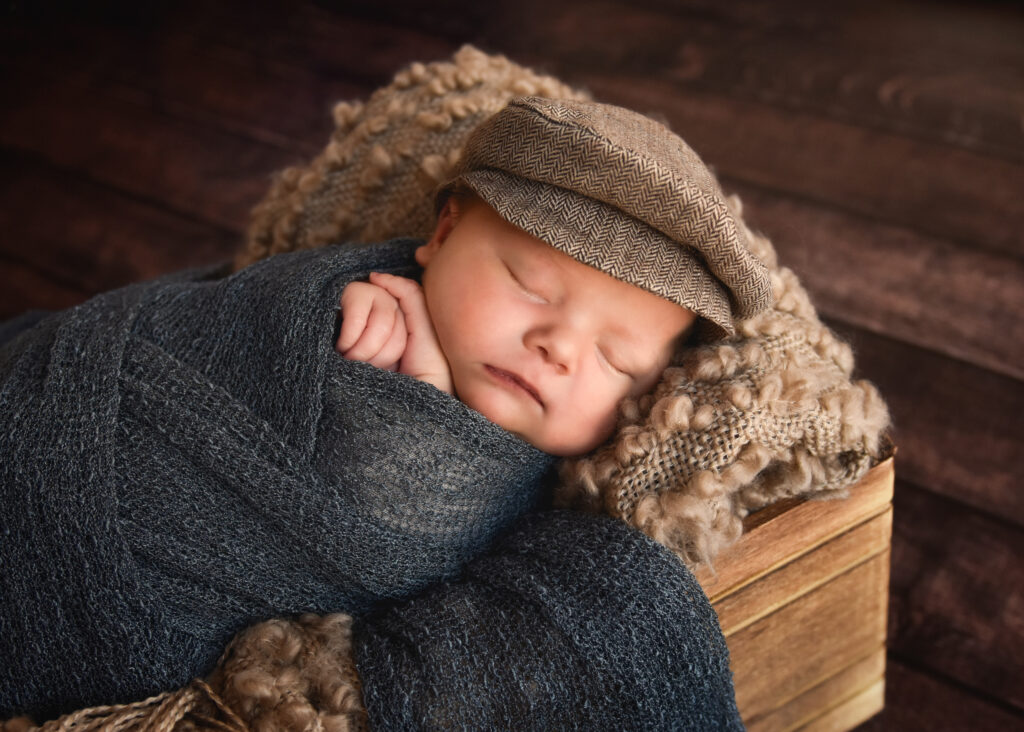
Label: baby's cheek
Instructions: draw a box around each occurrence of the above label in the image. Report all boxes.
[541,404,620,457]
[585,408,621,449]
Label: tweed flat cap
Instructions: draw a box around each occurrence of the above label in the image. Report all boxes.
[444,97,773,336]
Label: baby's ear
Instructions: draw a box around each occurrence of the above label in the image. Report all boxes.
[416,198,459,266]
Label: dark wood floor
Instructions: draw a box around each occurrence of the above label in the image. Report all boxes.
[2,1,1022,728]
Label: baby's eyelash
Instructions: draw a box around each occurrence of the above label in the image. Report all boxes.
[598,347,630,377]
[507,265,547,303]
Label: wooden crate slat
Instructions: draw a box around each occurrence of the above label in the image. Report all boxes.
[746,648,885,732]
[696,459,893,600]
[714,509,892,636]
[799,677,885,732]
[729,552,890,719]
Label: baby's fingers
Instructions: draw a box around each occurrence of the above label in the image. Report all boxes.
[364,307,407,370]
[368,272,452,394]
[368,273,433,339]
[342,302,400,363]
[337,282,375,353]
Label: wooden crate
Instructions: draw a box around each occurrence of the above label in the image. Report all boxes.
[696,458,894,732]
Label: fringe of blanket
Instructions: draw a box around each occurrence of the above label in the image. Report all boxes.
[1,681,245,732]
[3,614,369,732]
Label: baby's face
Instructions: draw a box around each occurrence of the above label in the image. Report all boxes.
[416,197,696,457]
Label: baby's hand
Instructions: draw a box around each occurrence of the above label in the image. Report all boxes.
[336,273,453,394]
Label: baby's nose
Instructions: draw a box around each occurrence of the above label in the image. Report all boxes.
[526,327,577,375]
[534,343,570,375]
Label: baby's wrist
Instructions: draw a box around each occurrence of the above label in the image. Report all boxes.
[407,369,454,395]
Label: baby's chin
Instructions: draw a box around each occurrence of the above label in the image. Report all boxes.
[521,409,617,457]
[456,379,614,457]
[474,404,610,457]
[534,429,614,458]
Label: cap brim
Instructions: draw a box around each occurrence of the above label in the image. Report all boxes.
[460,169,736,338]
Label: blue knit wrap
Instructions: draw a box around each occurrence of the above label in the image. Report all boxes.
[0,239,555,721]
[355,510,744,731]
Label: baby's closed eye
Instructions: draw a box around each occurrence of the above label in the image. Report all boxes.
[597,345,633,379]
[506,264,548,304]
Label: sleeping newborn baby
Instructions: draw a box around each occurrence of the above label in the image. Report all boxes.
[336,189,695,457]
[1,96,771,722]
[335,98,770,457]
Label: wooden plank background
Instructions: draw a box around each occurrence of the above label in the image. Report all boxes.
[1,1,1022,728]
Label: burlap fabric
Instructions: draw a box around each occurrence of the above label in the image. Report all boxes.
[6,45,889,730]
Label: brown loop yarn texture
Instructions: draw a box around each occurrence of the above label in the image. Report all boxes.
[201,614,368,732]
[238,45,591,271]
[3,615,366,732]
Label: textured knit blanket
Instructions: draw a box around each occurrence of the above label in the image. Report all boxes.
[353,510,744,731]
[0,239,555,721]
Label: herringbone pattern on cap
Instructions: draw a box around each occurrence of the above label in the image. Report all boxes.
[454,97,773,330]
[469,170,733,330]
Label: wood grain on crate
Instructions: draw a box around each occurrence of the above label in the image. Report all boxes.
[731,553,889,726]
[747,649,886,732]
[696,458,894,598]
[698,459,894,731]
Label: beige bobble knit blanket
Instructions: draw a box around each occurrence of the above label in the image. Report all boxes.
[238,46,591,269]
[559,203,891,566]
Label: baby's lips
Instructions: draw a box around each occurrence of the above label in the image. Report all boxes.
[488,365,544,406]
